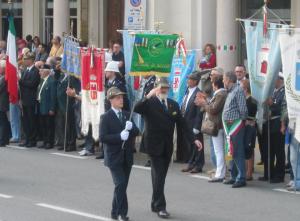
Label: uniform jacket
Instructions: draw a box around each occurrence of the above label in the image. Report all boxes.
[19,66,40,107]
[0,75,9,112]
[135,96,190,157]
[100,109,139,169]
[38,76,57,115]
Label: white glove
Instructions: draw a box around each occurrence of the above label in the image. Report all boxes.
[120,130,129,141]
[125,121,133,131]
[193,128,200,135]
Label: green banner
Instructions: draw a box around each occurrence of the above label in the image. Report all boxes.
[130,34,178,76]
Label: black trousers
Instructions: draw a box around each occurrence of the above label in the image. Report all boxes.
[40,114,55,146]
[109,164,132,217]
[55,110,76,150]
[262,124,286,179]
[22,105,37,144]
[0,111,10,145]
[150,150,172,212]
[188,133,204,170]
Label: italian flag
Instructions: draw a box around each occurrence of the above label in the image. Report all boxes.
[5,15,18,104]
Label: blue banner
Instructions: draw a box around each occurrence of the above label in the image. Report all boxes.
[244,20,288,125]
[61,37,80,76]
[168,50,196,105]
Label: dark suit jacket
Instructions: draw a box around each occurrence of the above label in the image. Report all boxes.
[0,75,9,112]
[39,76,57,115]
[182,87,203,132]
[100,109,139,169]
[135,97,189,157]
[19,66,40,107]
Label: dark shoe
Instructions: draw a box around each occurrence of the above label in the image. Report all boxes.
[209,178,224,183]
[270,178,284,184]
[118,215,130,221]
[258,176,268,181]
[26,143,36,148]
[181,167,193,173]
[144,160,151,167]
[190,168,202,174]
[95,154,104,159]
[111,214,118,220]
[257,161,264,165]
[65,147,76,152]
[44,144,53,150]
[19,142,28,147]
[38,144,45,149]
[157,210,170,219]
[223,179,235,185]
[57,147,64,151]
[232,182,247,188]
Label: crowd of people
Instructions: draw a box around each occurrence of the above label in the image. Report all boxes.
[0,36,299,220]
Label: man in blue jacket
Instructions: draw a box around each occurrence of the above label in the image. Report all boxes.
[100,87,139,221]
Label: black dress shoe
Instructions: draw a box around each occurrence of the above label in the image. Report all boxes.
[258,176,268,181]
[223,179,235,185]
[95,154,104,159]
[111,214,118,220]
[270,178,284,183]
[232,182,247,188]
[209,178,224,183]
[157,210,170,219]
[44,144,54,150]
[26,143,36,148]
[19,142,28,147]
[190,168,202,174]
[118,215,130,221]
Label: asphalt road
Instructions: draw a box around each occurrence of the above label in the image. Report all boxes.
[0,145,299,221]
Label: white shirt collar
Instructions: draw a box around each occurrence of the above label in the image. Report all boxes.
[27,64,34,71]
[111,106,122,117]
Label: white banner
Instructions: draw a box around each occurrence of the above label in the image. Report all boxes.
[124,0,146,30]
[279,30,300,120]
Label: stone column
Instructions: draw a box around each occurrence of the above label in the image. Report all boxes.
[216,0,238,72]
[88,0,105,47]
[291,0,300,28]
[53,0,69,37]
[22,0,41,38]
[78,0,89,42]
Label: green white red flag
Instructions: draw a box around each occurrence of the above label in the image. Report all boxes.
[5,15,18,104]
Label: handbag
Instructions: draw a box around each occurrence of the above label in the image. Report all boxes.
[201,113,218,136]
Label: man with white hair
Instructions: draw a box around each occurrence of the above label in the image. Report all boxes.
[0,60,10,146]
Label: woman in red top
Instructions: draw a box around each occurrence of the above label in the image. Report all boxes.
[199,43,216,70]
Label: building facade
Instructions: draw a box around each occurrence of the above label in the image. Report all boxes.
[0,0,298,71]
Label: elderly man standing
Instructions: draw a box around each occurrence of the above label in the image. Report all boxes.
[222,71,248,188]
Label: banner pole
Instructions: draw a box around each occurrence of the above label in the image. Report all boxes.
[63,76,70,152]
[267,106,271,183]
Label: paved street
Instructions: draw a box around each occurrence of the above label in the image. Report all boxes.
[0,145,299,221]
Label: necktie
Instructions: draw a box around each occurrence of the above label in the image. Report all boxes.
[181,89,190,114]
[162,99,168,111]
[118,111,123,123]
[37,79,44,100]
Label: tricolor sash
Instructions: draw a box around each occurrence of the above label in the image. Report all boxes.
[222,119,244,160]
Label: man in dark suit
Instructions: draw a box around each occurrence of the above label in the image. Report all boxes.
[100,87,139,221]
[140,75,156,167]
[0,61,10,146]
[180,72,204,173]
[19,52,40,147]
[134,78,201,219]
[37,64,56,149]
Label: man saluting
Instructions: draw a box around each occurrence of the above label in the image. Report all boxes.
[134,78,201,219]
[100,87,139,221]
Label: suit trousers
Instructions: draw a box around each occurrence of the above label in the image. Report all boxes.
[55,110,76,149]
[109,163,132,217]
[188,133,204,170]
[22,105,37,144]
[262,126,285,180]
[0,111,10,145]
[150,150,172,212]
[40,114,55,146]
